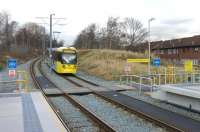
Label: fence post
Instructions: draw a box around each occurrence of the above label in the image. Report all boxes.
[16,71,29,93]
[120,75,122,85]
[164,68,167,84]
[150,78,153,92]
[174,74,176,84]
[24,72,28,92]
[193,73,195,83]
[130,76,133,87]
[139,77,142,95]
[158,74,161,86]
[180,73,183,83]
[18,71,22,92]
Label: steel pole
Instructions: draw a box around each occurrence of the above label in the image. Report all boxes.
[50,14,55,72]
[42,27,45,60]
[148,20,151,76]
[148,18,155,76]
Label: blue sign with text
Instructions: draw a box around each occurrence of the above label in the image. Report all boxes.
[7,59,17,69]
[153,58,160,67]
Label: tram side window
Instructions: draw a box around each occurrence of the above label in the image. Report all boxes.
[52,51,56,60]
[52,51,61,61]
[56,52,62,61]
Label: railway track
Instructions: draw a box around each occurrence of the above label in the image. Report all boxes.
[62,75,200,132]
[41,63,168,131]
[30,59,116,132]
[32,59,200,132]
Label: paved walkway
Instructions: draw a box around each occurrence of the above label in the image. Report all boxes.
[0,92,68,132]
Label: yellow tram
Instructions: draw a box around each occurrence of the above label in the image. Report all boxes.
[48,47,77,74]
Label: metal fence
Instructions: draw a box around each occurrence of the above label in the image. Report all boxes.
[149,72,200,85]
[0,71,29,93]
[119,72,200,94]
[119,75,153,94]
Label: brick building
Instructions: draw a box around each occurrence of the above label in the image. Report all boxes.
[131,35,200,65]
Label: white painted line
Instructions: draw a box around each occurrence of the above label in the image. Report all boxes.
[31,92,68,132]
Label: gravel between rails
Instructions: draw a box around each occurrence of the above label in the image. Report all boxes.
[72,94,166,132]
[41,62,200,129]
[49,96,100,132]
[76,71,116,88]
[76,71,200,122]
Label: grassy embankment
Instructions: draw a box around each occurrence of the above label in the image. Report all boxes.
[78,49,153,80]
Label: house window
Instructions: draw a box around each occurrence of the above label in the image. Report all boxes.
[160,50,164,54]
[168,49,172,54]
[173,49,177,54]
[193,60,198,65]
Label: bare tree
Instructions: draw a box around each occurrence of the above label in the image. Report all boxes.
[74,23,99,49]
[106,17,121,49]
[0,13,8,49]
[15,22,47,50]
[121,18,147,46]
[0,11,20,52]
[96,27,107,49]
[73,17,147,50]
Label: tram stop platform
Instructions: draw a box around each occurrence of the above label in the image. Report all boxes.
[0,91,68,132]
[151,84,200,112]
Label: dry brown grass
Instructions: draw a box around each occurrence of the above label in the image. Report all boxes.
[78,49,150,80]
[0,49,39,69]
[77,49,193,82]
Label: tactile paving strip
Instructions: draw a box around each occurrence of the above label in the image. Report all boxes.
[21,93,43,132]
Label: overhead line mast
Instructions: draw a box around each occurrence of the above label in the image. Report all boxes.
[36,14,66,72]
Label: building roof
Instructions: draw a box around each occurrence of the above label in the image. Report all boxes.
[151,35,200,50]
[132,35,200,51]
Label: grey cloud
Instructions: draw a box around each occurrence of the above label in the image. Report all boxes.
[150,25,190,40]
[161,18,193,25]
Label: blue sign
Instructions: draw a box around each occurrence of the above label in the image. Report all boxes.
[153,58,160,67]
[7,59,17,69]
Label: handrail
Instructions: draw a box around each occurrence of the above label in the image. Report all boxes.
[119,72,200,94]
[119,74,153,95]
[120,74,152,80]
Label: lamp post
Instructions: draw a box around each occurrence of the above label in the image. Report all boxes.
[53,31,61,47]
[50,13,55,72]
[148,18,155,76]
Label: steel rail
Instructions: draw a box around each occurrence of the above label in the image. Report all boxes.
[64,75,183,132]
[30,58,71,132]
[36,60,116,132]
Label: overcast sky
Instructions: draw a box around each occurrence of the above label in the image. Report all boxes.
[1,0,200,45]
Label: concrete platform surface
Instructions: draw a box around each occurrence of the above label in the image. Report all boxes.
[0,92,68,132]
[161,84,200,99]
[151,84,200,112]
[0,94,23,132]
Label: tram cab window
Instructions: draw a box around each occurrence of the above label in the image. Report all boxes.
[62,53,77,64]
